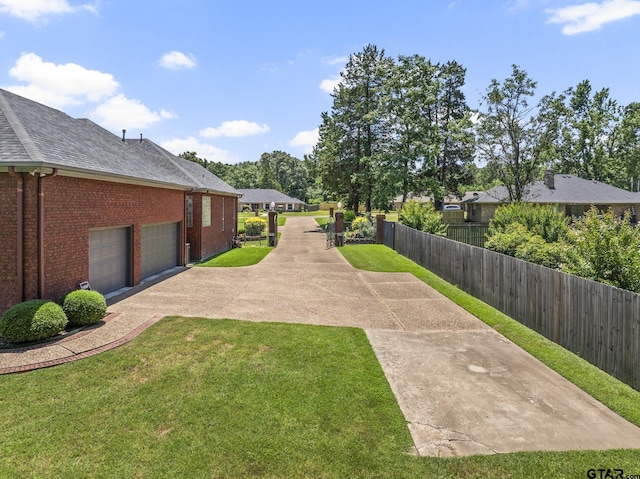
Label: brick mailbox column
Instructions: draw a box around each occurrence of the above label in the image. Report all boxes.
[268,211,278,247]
[376,214,385,244]
[335,212,344,247]
[329,207,334,217]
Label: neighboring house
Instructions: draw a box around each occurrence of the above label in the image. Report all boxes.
[0,88,240,313]
[463,170,640,224]
[238,189,306,212]
[393,193,461,211]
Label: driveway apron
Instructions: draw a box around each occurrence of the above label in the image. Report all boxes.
[5,216,640,456]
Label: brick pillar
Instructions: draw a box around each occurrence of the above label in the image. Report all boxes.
[376,214,385,244]
[335,212,344,247]
[329,207,334,217]
[268,211,278,247]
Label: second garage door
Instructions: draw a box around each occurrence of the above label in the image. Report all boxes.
[141,222,180,279]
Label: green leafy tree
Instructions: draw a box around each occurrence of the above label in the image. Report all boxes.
[616,102,640,191]
[475,65,547,202]
[562,208,640,291]
[257,151,309,200]
[179,151,210,168]
[398,201,447,235]
[488,203,569,244]
[316,44,391,212]
[541,80,622,186]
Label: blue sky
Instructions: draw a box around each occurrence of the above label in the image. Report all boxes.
[1,0,639,164]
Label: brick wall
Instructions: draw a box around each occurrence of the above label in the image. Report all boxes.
[40,175,186,301]
[0,174,18,312]
[187,193,237,261]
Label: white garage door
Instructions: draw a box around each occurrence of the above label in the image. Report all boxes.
[89,227,129,294]
[141,222,180,279]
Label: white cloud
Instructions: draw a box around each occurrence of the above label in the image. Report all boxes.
[319,76,341,94]
[0,0,96,22]
[200,120,270,138]
[322,55,347,66]
[161,137,239,164]
[6,52,118,107]
[289,128,319,153]
[159,51,197,70]
[90,94,176,130]
[546,0,640,34]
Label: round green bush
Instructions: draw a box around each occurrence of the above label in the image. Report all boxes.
[0,300,68,343]
[62,290,107,326]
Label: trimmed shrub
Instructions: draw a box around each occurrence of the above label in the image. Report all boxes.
[343,210,356,223]
[62,290,107,326]
[244,217,267,236]
[350,216,375,238]
[0,300,68,343]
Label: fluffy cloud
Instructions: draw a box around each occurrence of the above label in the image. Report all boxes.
[0,0,96,22]
[6,52,119,108]
[322,55,347,66]
[90,94,175,130]
[200,120,270,138]
[160,137,239,164]
[319,76,341,94]
[289,128,319,153]
[159,51,198,70]
[4,52,174,131]
[546,0,640,34]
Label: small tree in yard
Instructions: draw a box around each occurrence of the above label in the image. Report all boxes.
[562,207,640,292]
[399,201,447,235]
[244,217,267,237]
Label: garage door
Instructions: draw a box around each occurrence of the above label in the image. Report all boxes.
[89,227,129,294]
[141,222,180,279]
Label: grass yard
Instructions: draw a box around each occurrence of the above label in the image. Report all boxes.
[2,318,639,478]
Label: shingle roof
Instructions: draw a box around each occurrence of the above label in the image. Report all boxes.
[0,88,239,196]
[237,189,305,204]
[464,174,640,205]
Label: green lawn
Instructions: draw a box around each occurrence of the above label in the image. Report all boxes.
[3,317,639,478]
[196,244,272,267]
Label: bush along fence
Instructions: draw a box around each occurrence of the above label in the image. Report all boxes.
[382,221,640,392]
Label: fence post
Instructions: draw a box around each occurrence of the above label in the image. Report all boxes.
[376,214,385,244]
[335,212,344,246]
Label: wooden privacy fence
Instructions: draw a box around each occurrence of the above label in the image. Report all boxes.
[445,223,490,248]
[383,221,640,391]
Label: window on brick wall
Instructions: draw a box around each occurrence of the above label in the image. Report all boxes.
[202,196,211,227]
[222,197,225,231]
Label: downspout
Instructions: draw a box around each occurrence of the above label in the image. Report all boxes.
[7,166,24,302]
[38,168,58,299]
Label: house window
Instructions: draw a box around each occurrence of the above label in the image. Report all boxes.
[202,196,211,227]
[264,203,270,210]
[222,197,225,232]
[287,203,294,211]
[186,195,193,228]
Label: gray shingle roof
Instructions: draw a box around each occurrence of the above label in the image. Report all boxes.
[464,174,640,205]
[237,189,305,205]
[0,88,239,196]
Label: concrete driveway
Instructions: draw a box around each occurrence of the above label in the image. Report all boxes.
[104,216,640,457]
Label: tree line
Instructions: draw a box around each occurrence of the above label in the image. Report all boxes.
[183,44,640,210]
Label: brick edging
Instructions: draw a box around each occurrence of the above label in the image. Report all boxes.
[0,315,164,375]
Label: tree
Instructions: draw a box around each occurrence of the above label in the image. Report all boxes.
[562,207,640,292]
[377,54,440,207]
[432,61,475,205]
[316,44,391,212]
[179,151,209,168]
[475,65,545,202]
[615,102,640,191]
[256,151,309,201]
[541,80,622,186]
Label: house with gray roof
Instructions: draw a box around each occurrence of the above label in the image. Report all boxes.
[237,188,306,212]
[0,88,240,313]
[463,170,640,223]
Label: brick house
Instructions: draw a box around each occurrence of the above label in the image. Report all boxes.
[237,189,306,212]
[463,170,640,223]
[0,88,240,313]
